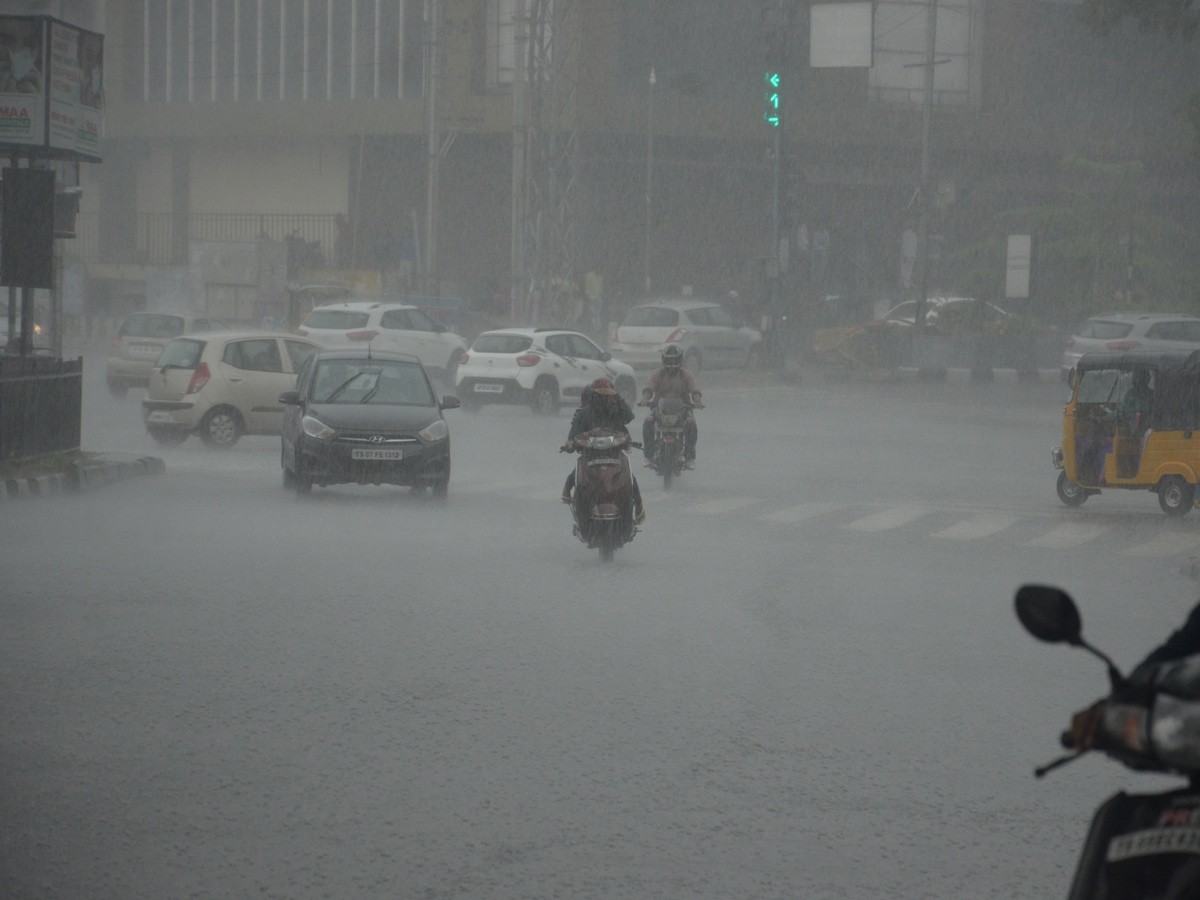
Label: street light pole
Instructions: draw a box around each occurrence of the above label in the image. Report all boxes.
[913,0,938,335]
[644,67,655,298]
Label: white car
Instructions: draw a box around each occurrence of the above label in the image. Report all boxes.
[455,327,638,414]
[297,300,468,385]
[608,298,763,371]
[1061,313,1200,378]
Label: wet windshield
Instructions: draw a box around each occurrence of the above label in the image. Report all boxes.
[311,359,435,406]
[1077,369,1124,404]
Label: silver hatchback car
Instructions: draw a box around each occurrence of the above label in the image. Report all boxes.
[608,299,763,372]
[1061,313,1200,378]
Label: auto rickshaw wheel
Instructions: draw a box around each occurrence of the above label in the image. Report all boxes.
[1158,476,1194,517]
[1056,471,1088,507]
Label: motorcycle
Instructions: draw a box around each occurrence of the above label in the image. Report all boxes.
[647,397,693,489]
[1015,584,1200,899]
[561,428,640,562]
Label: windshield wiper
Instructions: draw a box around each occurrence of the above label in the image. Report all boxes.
[358,383,380,404]
[322,373,365,403]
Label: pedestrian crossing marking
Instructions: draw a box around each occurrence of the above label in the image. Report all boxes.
[1025,523,1108,549]
[685,497,764,515]
[761,502,842,524]
[1123,532,1200,558]
[932,514,1020,541]
[841,507,928,532]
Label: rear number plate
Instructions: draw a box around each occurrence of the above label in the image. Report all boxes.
[351,448,404,460]
[474,383,504,393]
[132,343,159,355]
[147,411,171,423]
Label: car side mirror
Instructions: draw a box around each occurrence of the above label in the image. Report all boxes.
[279,390,302,406]
[599,351,612,362]
[433,323,447,333]
[440,395,461,410]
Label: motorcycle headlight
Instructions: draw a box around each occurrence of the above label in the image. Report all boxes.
[419,419,448,442]
[301,414,335,440]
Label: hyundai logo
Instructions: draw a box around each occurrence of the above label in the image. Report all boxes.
[368,435,386,444]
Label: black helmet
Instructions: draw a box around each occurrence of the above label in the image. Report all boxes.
[662,345,683,368]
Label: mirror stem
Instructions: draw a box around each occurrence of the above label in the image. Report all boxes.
[1079,641,1125,689]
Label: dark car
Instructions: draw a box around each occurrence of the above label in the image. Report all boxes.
[279,349,460,497]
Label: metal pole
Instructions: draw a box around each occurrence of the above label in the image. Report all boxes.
[511,8,528,321]
[914,0,938,335]
[424,0,441,295]
[644,67,655,297]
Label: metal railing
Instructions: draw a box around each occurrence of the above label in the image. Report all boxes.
[0,356,83,462]
[71,213,340,267]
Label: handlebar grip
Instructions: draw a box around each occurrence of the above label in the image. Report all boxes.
[1060,730,1076,750]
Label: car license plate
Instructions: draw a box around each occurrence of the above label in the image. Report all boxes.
[351,448,404,461]
[132,343,159,355]
[474,383,504,393]
[147,411,171,423]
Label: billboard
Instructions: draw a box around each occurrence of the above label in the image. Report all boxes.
[0,15,102,162]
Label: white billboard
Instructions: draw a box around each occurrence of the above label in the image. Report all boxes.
[810,3,874,69]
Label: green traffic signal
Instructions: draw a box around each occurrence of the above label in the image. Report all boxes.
[764,72,781,127]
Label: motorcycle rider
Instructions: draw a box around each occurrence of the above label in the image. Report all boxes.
[1071,598,1200,749]
[638,344,703,469]
[561,377,646,524]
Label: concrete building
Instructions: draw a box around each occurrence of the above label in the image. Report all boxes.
[70,0,1200,332]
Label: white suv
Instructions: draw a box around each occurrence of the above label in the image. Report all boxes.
[297,300,468,385]
[608,298,763,371]
[455,327,638,414]
[1062,312,1200,378]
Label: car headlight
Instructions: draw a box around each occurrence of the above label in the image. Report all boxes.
[301,414,335,440]
[419,419,448,442]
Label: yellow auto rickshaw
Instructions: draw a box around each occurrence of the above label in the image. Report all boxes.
[1054,350,1200,516]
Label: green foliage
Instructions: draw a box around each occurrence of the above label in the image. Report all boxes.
[1079,0,1200,41]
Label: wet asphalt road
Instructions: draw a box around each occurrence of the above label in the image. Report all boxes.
[2,353,1197,899]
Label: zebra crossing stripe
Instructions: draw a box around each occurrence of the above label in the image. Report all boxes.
[761,502,842,523]
[932,514,1020,541]
[841,507,928,532]
[1025,523,1108,549]
[685,497,764,515]
[1123,532,1200,558]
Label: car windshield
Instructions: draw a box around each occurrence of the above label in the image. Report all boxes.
[311,359,435,406]
[157,339,205,368]
[120,314,186,339]
[303,310,371,330]
[622,307,679,328]
[473,334,533,354]
[1077,320,1134,340]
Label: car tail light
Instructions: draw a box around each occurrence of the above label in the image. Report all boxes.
[187,362,211,394]
[612,328,622,343]
[1107,340,1142,351]
[346,330,380,342]
[296,328,308,336]
[517,354,541,367]
[1065,337,1075,348]
[666,328,688,343]
[458,353,469,366]
[111,335,122,348]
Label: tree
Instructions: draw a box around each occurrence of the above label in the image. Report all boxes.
[1080,0,1199,40]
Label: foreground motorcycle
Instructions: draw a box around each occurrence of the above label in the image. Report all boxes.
[1015,584,1200,899]
[562,428,639,562]
[647,397,692,489]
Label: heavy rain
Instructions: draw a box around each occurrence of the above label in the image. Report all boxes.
[3,1,1200,898]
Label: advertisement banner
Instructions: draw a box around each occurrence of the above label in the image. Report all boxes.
[47,19,102,160]
[0,16,46,147]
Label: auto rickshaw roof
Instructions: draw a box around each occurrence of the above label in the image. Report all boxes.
[1076,349,1200,372]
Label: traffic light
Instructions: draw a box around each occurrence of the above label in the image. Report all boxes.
[764,71,781,127]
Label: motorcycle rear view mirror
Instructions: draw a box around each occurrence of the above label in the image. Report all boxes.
[1015,584,1083,646]
[1015,584,1126,689]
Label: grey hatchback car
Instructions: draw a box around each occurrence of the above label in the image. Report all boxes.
[1062,313,1200,378]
